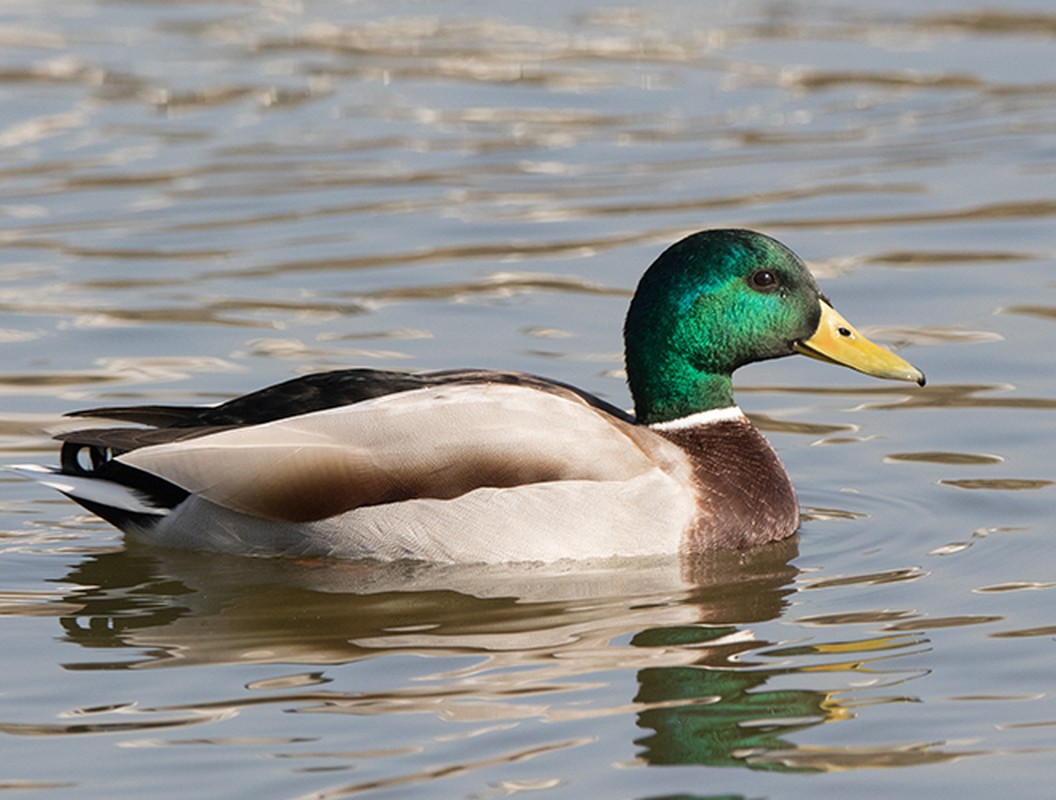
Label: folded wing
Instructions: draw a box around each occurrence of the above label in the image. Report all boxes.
[116,382,686,523]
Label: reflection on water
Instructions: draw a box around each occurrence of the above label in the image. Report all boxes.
[0,539,980,773]
[2,0,1056,797]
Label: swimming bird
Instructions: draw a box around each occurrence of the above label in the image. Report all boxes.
[12,229,924,562]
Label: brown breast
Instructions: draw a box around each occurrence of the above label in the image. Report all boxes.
[654,416,799,550]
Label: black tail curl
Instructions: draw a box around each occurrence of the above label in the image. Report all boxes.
[59,440,190,511]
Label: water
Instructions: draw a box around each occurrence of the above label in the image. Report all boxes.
[1,0,1055,797]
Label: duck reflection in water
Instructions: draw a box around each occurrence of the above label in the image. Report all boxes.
[34,537,951,772]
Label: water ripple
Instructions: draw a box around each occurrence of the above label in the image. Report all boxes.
[0,706,236,738]
[1,1,1055,795]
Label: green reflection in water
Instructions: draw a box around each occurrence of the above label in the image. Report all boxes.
[20,538,968,772]
[633,661,835,771]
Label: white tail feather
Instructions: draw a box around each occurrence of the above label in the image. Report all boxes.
[7,464,169,516]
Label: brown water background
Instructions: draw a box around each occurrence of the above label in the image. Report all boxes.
[1,2,1055,798]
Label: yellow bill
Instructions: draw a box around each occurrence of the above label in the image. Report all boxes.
[795,300,926,386]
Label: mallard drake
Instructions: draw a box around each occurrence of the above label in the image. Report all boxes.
[13,229,924,562]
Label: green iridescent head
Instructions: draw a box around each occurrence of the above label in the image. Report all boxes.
[623,229,924,423]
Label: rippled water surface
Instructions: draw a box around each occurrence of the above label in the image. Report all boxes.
[2,1,1055,797]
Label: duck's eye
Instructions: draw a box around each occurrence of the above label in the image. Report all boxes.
[748,269,778,291]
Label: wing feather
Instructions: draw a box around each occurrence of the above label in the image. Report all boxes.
[116,383,686,523]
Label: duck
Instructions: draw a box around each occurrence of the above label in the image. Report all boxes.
[12,229,924,563]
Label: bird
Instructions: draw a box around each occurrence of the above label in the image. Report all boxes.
[12,229,925,563]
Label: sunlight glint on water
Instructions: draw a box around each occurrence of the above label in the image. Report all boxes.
[1,2,1055,798]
